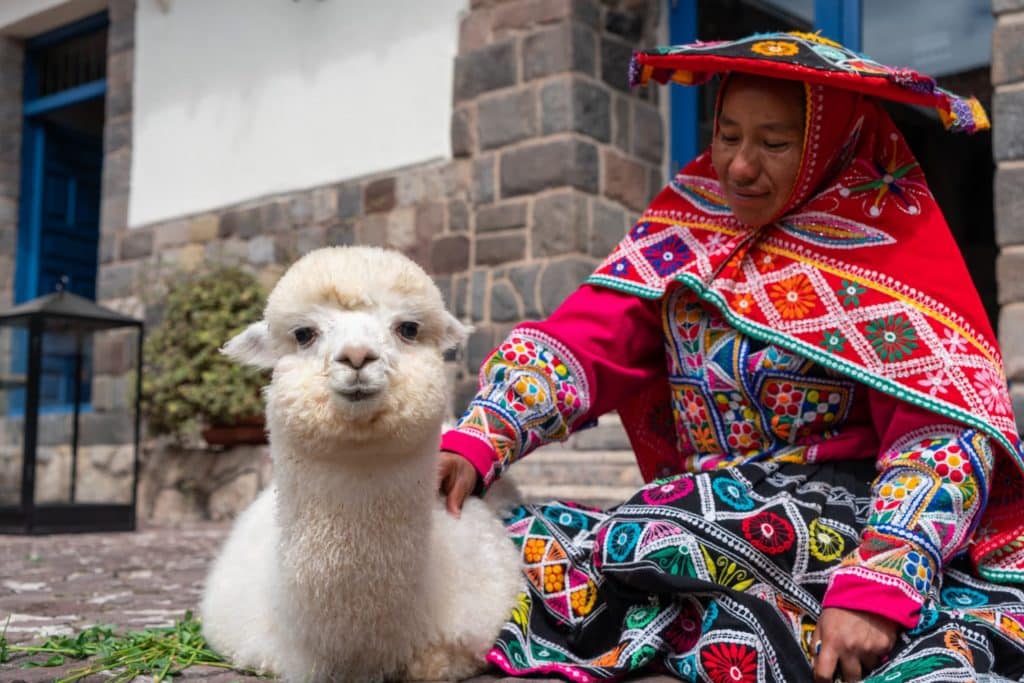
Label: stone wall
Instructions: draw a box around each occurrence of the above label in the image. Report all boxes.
[0,37,21,311]
[993,0,1024,430]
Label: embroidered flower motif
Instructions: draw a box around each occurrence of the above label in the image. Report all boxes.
[808,519,845,562]
[688,423,720,453]
[605,522,642,562]
[741,511,795,555]
[940,586,989,608]
[819,329,846,353]
[705,232,730,254]
[642,475,695,505]
[610,257,633,277]
[918,370,951,396]
[642,235,692,276]
[753,251,776,273]
[841,135,929,217]
[543,563,565,593]
[768,274,818,320]
[751,40,799,57]
[903,550,933,593]
[524,538,547,563]
[730,292,755,316]
[630,221,652,240]
[972,367,1009,414]
[726,421,760,453]
[569,581,597,616]
[875,474,922,512]
[865,314,918,361]
[943,629,972,660]
[836,279,866,307]
[941,328,969,354]
[928,442,974,484]
[700,641,758,683]
[712,477,755,511]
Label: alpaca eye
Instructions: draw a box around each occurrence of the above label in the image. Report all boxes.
[397,322,420,341]
[293,327,317,347]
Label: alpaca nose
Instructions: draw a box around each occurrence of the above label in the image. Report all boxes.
[336,344,378,370]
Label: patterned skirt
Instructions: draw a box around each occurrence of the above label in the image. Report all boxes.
[488,459,1024,682]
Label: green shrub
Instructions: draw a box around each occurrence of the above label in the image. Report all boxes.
[141,265,267,443]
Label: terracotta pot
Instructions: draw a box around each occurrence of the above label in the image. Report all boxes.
[201,415,268,446]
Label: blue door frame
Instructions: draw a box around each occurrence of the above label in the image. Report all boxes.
[15,11,107,306]
[668,0,862,174]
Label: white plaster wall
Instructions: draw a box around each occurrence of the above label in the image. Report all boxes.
[131,0,466,227]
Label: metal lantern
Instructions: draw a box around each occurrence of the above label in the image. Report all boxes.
[0,289,143,533]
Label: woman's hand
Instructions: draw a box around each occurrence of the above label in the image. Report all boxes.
[438,450,478,517]
[812,606,899,682]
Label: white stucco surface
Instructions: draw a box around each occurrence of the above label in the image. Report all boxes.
[131,0,465,227]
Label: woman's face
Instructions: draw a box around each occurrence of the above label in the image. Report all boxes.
[711,75,805,227]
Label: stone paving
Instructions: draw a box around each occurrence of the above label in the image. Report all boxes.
[0,523,673,683]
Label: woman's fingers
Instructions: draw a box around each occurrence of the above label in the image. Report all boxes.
[812,640,838,683]
[838,654,863,683]
[438,451,476,517]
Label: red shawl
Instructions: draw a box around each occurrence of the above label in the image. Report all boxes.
[587,32,1024,583]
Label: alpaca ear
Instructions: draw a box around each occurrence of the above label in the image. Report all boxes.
[439,312,470,353]
[222,320,280,369]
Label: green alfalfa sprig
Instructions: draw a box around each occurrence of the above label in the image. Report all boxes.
[1,611,265,682]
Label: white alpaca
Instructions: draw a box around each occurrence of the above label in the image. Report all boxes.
[199,246,522,682]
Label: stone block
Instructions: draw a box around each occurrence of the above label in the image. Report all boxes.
[105,52,133,119]
[590,198,627,256]
[523,23,595,81]
[208,471,260,522]
[219,206,260,239]
[431,234,471,274]
[509,263,542,318]
[104,115,132,153]
[490,280,522,321]
[453,274,468,318]
[101,194,129,233]
[471,269,488,319]
[258,201,287,234]
[365,177,397,213]
[993,16,1024,86]
[473,156,496,204]
[451,106,474,158]
[539,257,594,315]
[97,262,138,300]
[996,163,1024,246]
[999,246,1024,304]
[500,138,599,197]
[478,89,537,150]
[477,201,528,232]
[540,77,611,142]
[449,199,470,232]
[604,9,644,42]
[108,3,135,52]
[102,148,131,197]
[466,326,497,376]
[459,7,491,53]
[600,36,634,93]
[289,193,313,226]
[385,206,417,251]
[120,228,152,260]
[356,213,388,247]
[188,214,220,242]
[416,201,446,239]
[632,101,664,164]
[311,187,337,224]
[453,41,517,103]
[995,0,1024,12]
[296,224,327,255]
[603,149,649,212]
[1013,383,1024,435]
[326,219,356,246]
[248,235,279,265]
[532,190,587,257]
[152,219,189,250]
[92,331,135,376]
[994,86,1024,162]
[476,233,527,265]
[1001,303,1024,381]
[98,233,117,264]
[337,182,362,219]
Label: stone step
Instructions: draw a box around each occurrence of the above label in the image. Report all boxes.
[564,412,632,451]
[509,446,644,509]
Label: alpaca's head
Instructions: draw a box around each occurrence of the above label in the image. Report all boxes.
[223,247,468,453]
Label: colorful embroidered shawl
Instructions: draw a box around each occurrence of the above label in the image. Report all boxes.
[586,32,1024,583]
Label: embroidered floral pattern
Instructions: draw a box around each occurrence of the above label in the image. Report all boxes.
[808,518,845,562]
[865,314,918,361]
[768,274,818,320]
[836,279,866,307]
[741,511,796,555]
[820,329,846,353]
[643,234,693,276]
[701,641,758,683]
[750,40,799,57]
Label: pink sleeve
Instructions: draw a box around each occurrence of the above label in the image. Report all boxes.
[823,390,995,628]
[441,284,664,487]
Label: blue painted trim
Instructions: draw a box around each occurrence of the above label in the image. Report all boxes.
[26,12,109,51]
[814,0,862,51]
[14,123,45,304]
[23,80,106,117]
[668,0,699,175]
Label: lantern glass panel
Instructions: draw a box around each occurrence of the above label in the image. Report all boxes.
[0,325,26,506]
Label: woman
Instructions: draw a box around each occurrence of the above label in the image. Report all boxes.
[439,32,1024,682]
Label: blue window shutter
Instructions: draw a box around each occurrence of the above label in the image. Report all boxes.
[668,0,699,176]
[814,0,863,51]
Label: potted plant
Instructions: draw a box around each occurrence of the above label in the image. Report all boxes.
[141,264,268,446]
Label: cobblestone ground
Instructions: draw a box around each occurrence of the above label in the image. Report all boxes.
[0,524,673,683]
